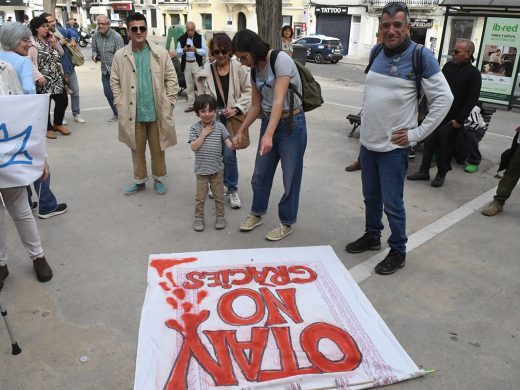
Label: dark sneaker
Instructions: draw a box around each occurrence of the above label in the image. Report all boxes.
[375,250,406,275]
[38,203,68,219]
[408,147,416,160]
[431,174,446,188]
[407,171,430,181]
[0,265,9,290]
[345,233,381,254]
[345,160,361,172]
[33,257,53,282]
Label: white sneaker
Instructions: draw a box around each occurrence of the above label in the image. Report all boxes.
[74,115,86,123]
[62,119,68,125]
[209,186,227,199]
[228,191,241,209]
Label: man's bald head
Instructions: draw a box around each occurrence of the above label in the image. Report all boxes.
[186,22,196,38]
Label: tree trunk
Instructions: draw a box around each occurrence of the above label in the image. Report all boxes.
[256,0,282,50]
[43,0,58,16]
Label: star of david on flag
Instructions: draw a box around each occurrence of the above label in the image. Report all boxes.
[0,94,48,188]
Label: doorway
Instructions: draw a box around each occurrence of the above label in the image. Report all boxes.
[410,27,427,45]
[238,12,246,31]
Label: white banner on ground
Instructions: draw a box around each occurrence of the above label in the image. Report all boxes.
[135,246,424,390]
[0,94,48,188]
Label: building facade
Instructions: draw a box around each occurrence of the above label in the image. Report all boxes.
[3,0,449,62]
[304,0,443,58]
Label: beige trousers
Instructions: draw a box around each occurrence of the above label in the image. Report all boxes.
[195,171,224,219]
[131,121,166,183]
[0,187,44,266]
[184,61,201,108]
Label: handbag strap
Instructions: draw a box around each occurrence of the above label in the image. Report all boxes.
[211,62,227,107]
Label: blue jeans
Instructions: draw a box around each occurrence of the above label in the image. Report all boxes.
[359,146,409,254]
[102,72,117,116]
[27,174,58,214]
[218,115,239,192]
[67,69,80,115]
[251,112,307,225]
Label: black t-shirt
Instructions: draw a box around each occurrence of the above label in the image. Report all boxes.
[211,69,229,109]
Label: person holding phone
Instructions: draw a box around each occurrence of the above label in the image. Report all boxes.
[176,21,207,112]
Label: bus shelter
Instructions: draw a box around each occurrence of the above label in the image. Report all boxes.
[438,0,520,109]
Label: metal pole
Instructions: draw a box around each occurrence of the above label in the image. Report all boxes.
[437,5,450,64]
[0,290,22,355]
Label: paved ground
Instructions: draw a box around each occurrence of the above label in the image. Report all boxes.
[0,44,519,390]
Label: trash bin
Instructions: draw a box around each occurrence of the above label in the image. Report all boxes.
[292,44,307,66]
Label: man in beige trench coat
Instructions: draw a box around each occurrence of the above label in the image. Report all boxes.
[111,12,179,195]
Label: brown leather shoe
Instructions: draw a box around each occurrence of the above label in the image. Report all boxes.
[53,124,71,135]
[33,256,53,283]
[47,130,57,139]
[0,265,9,290]
[184,107,195,113]
[345,160,361,172]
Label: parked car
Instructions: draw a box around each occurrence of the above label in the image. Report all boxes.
[292,35,343,64]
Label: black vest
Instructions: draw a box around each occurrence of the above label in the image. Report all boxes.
[179,32,203,71]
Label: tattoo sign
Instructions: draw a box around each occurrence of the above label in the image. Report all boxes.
[134,246,424,390]
[0,95,47,188]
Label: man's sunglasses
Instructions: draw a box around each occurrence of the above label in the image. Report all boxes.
[383,1,409,14]
[451,48,468,54]
[130,26,147,33]
[212,49,229,56]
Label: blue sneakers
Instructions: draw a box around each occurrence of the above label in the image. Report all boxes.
[154,181,167,195]
[124,183,145,195]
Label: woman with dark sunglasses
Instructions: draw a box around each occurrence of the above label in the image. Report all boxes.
[196,33,252,210]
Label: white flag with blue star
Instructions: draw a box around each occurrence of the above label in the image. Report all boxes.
[0,94,48,188]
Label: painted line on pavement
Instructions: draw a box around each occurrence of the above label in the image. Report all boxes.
[487,132,513,139]
[349,186,498,283]
[72,105,514,141]
[321,103,513,140]
[325,101,362,110]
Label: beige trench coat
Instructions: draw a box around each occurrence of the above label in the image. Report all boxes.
[110,39,179,150]
[195,59,251,115]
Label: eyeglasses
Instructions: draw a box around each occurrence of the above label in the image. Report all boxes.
[237,54,249,63]
[130,26,147,33]
[451,49,468,54]
[212,49,229,56]
[383,1,409,15]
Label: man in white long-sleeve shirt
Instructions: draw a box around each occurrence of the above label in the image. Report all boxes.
[176,22,207,112]
[345,2,453,275]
